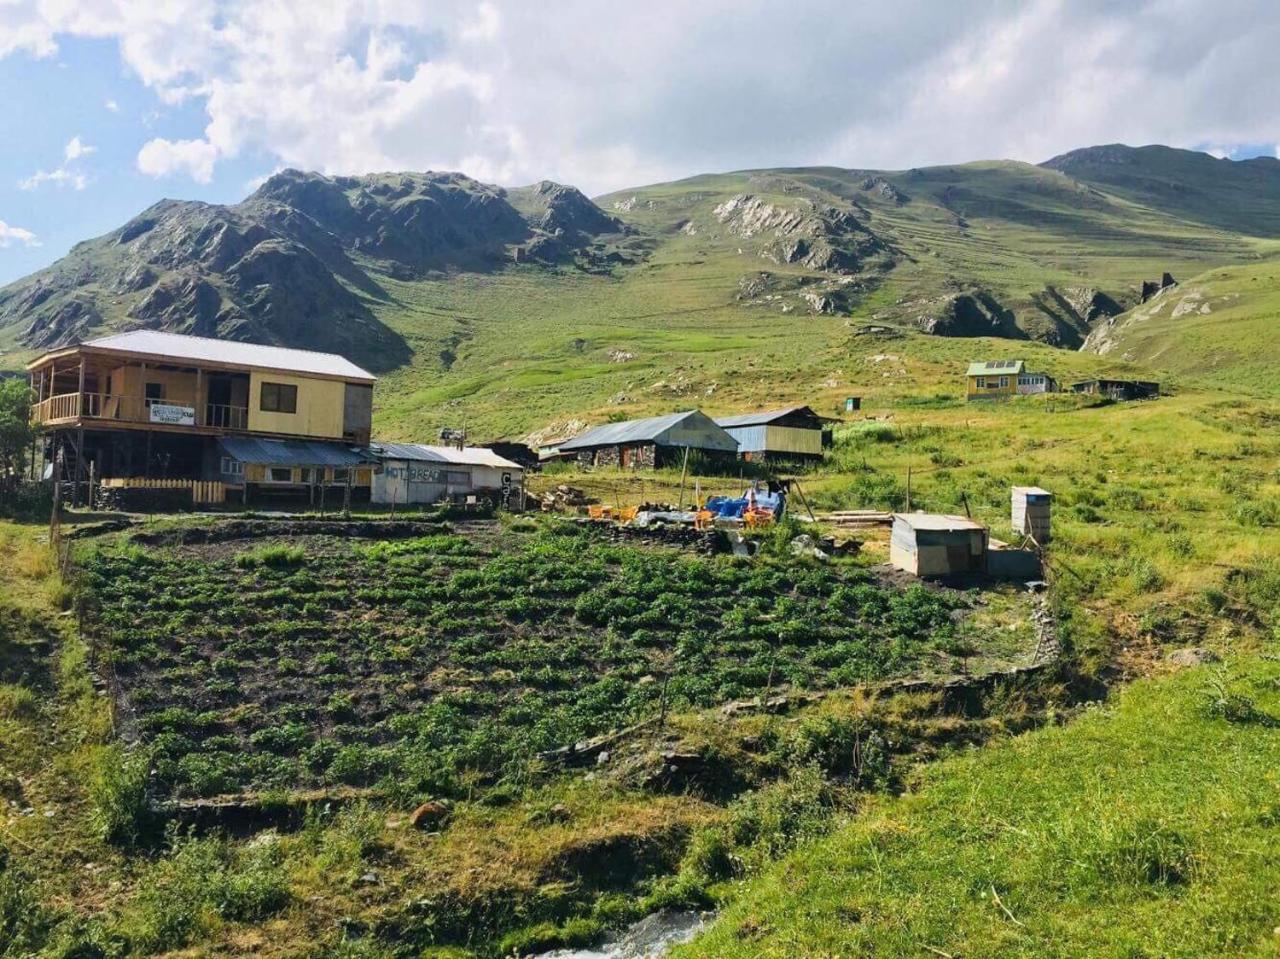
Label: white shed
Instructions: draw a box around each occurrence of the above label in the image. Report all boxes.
[371,443,523,506]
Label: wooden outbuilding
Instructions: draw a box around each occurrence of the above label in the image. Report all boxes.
[890,513,989,577]
[558,410,738,469]
[713,405,835,462]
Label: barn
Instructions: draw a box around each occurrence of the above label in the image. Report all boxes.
[558,410,738,468]
[371,443,524,506]
[890,513,989,578]
[713,405,834,462]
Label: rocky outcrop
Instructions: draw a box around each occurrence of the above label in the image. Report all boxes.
[711,194,888,274]
[913,291,1022,338]
[1141,272,1177,302]
[860,176,909,204]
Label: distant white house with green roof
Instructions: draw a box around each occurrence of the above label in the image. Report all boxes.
[966,360,1056,401]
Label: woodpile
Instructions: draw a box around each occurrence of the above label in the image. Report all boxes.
[816,509,893,529]
[538,484,596,510]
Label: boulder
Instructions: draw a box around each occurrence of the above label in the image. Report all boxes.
[408,800,450,830]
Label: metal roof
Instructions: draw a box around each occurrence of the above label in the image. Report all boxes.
[559,410,736,451]
[80,331,376,382]
[892,512,987,532]
[371,443,522,470]
[966,360,1025,377]
[217,436,377,467]
[714,405,831,429]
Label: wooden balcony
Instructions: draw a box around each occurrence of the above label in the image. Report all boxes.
[32,392,249,432]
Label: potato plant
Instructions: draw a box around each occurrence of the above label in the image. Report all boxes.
[82,522,967,800]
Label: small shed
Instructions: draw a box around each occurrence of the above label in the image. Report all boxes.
[1069,379,1160,401]
[890,513,989,578]
[558,410,738,469]
[713,405,835,462]
[371,443,523,506]
[1012,486,1052,542]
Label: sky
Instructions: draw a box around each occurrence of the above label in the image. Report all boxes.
[0,0,1278,285]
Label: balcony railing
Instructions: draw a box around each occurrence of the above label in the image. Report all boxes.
[32,393,248,431]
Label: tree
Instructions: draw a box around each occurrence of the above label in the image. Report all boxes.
[0,378,34,488]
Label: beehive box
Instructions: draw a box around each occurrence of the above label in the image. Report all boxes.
[1012,486,1052,543]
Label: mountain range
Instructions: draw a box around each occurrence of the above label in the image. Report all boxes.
[3,143,1279,434]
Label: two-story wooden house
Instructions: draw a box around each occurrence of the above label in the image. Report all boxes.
[28,330,378,504]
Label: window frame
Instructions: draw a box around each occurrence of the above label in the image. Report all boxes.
[260,381,298,414]
[267,466,295,483]
[220,457,245,477]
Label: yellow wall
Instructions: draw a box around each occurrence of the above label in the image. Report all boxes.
[966,374,1017,399]
[763,425,823,456]
[112,365,199,406]
[246,371,346,439]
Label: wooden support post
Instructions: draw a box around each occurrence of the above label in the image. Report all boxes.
[343,476,351,517]
[145,431,152,479]
[195,368,204,426]
[87,459,96,512]
[50,439,62,539]
[677,446,690,510]
[77,356,86,416]
[72,427,84,508]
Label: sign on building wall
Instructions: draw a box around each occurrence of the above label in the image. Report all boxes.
[149,403,196,426]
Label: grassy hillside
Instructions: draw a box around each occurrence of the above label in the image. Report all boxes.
[1085,260,1280,398]
[679,652,1280,959]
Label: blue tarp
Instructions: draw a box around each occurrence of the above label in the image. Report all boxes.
[704,491,784,518]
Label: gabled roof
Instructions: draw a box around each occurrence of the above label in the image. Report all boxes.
[559,409,737,452]
[66,330,376,382]
[714,405,834,429]
[966,360,1024,377]
[371,443,523,470]
[217,436,377,467]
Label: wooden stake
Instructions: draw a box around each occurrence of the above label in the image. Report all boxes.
[677,446,690,510]
[906,465,912,512]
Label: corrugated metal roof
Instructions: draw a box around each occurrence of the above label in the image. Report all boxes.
[371,443,522,470]
[559,410,697,451]
[218,436,377,467]
[83,331,376,382]
[892,513,986,531]
[714,406,822,429]
[966,360,1024,377]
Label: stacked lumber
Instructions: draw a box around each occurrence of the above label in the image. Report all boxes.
[816,510,893,528]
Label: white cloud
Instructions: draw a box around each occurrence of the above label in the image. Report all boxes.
[0,220,40,247]
[136,137,219,183]
[19,135,94,190]
[104,98,120,112]
[2,1,1280,194]
[64,135,95,161]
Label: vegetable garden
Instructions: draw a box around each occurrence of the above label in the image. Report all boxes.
[80,519,1002,802]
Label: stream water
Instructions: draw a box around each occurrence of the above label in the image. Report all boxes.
[535,910,708,959]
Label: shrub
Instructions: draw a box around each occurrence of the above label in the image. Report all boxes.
[89,747,158,847]
[0,684,38,720]
[234,545,306,570]
[128,834,289,951]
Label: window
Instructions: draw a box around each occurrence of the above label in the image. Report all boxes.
[299,468,314,484]
[268,467,294,483]
[445,470,470,486]
[260,382,298,413]
[998,376,1009,388]
[331,468,350,483]
[220,457,244,477]
[975,376,986,388]
[145,382,164,403]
